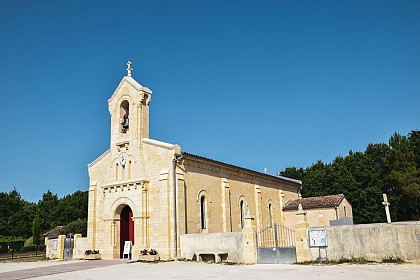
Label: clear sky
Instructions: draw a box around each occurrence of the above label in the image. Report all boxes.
[0,0,419,202]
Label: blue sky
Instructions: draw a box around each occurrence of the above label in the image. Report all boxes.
[0,0,419,202]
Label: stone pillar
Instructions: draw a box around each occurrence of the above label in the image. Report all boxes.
[254,185,263,231]
[57,235,66,260]
[87,182,97,250]
[73,234,82,260]
[242,210,257,264]
[175,170,186,258]
[221,178,232,232]
[295,204,310,263]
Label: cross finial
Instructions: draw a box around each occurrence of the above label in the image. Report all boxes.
[382,193,392,223]
[126,61,133,77]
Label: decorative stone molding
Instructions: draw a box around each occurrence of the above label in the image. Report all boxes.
[88,150,110,168]
[183,155,300,192]
[101,179,148,194]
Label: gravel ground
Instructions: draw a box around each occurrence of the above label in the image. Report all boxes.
[1,260,419,280]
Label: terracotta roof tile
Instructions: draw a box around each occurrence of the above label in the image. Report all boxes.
[283,194,346,211]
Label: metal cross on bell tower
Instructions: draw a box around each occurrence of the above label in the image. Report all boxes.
[126,61,133,77]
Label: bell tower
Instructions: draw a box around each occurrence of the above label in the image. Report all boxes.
[108,61,152,150]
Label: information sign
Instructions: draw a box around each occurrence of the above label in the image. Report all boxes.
[123,241,132,259]
[309,229,327,247]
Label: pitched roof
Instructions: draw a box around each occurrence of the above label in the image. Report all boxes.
[182,152,302,185]
[43,226,65,239]
[283,194,346,211]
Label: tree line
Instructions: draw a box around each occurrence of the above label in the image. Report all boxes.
[280,130,419,224]
[0,189,88,239]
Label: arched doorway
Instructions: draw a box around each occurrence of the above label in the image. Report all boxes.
[120,205,134,258]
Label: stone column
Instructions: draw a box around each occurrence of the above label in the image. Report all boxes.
[57,235,66,260]
[176,170,186,258]
[295,204,310,263]
[221,178,232,232]
[87,182,97,250]
[73,234,82,259]
[254,185,263,231]
[242,210,257,264]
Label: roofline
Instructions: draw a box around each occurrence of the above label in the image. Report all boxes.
[282,194,346,210]
[182,152,302,185]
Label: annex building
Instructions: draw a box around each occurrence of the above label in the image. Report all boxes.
[87,63,302,260]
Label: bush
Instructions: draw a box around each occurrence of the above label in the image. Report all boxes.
[21,245,37,252]
[20,244,46,253]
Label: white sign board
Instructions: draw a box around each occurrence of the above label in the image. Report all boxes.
[309,229,327,247]
[123,241,132,258]
[52,239,58,250]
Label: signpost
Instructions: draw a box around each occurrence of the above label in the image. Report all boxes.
[308,228,327,262]
[123,241,132,259]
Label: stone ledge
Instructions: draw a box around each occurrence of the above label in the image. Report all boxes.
[84,254,101,260]
[139,255,160,262]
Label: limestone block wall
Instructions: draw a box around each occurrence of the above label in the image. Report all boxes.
[180,232,244,263]
[45,238,58,259]
[73,235,87,259]
[308,222,420,263]
[182,160,300,235]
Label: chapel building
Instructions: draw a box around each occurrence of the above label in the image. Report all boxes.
[87,64,302,260]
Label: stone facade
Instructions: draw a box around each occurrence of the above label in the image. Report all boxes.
[283,195,353,229]
[87,72,302,261]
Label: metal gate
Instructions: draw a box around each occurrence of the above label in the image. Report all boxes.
[256,223,296,264]
[64,237,74,260]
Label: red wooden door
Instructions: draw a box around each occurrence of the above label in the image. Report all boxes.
[120,205,134,258]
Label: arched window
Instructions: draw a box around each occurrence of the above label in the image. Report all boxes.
[120,100,129,133]
[240,200,245,229]
[200,196,206,229]
[268,203,273,227]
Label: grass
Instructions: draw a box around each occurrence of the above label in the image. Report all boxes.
[382,256,404,264]
[299,256,406,265]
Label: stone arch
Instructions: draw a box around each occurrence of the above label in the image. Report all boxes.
[120,100,130,133]
[109,197,138,220]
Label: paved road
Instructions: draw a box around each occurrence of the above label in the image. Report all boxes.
[0,260,128,280]
[0,260,419,280]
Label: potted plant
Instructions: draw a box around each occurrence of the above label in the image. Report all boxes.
[84,249,101,260]
[139,248,159,262]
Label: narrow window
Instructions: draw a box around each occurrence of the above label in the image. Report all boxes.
[115,163,119,180]
[344,205,347,217]
[240,200,245,229]
[268,203,273,227]
[200,196,206,229]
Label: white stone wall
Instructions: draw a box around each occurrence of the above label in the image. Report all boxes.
[73,237,87,259]
[308,221,420,263]
[180,232,243,263]
[46,239,58,259]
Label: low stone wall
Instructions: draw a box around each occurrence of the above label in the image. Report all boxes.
[73,235,87,259]
[45,238,59,259]
[180,232,244,263]
[308,222,420,263]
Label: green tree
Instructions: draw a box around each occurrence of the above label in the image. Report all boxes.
[51,190,88,227]
[279,130,419,224]
[62,218,87,237]
[32,213,41,255]
[0,188,36,238]
[38,190,59,230]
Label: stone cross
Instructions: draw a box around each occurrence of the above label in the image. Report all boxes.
[264,168,268,174]
[126,61,133,77]
[382,193,392,224]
